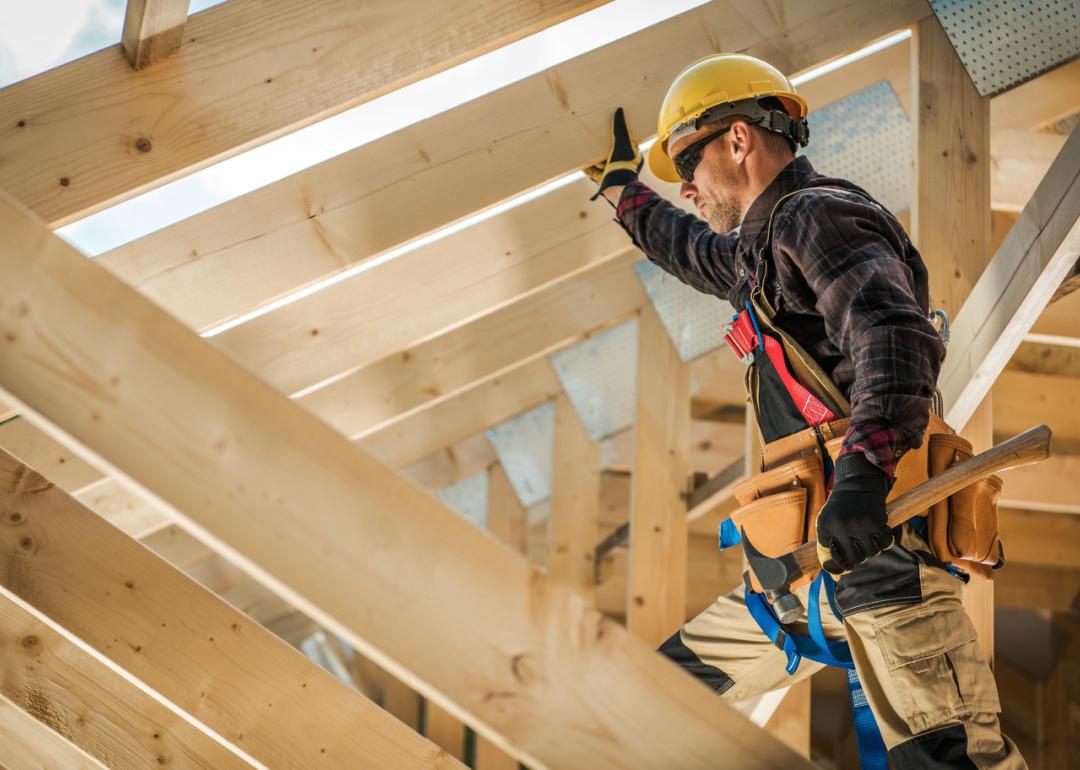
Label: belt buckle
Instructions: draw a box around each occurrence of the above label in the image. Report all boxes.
[723,321,754,365]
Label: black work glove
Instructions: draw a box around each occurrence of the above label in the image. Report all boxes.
[584,107,643,201]
[815,453,895,575]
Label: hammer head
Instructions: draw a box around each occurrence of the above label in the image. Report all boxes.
[740,529,800,593]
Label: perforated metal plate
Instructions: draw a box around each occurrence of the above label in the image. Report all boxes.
[634,260,735,362]
[550,319,638,442]
[803,80,912,214]
[485,401,555,508]
[436,471,489,528]
[930,0,1080,97]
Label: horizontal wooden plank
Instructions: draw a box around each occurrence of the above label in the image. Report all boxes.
[0,194,811,770]
[96,0,931,330]
[998,508,1080,569]
[992,130,1067,212]
[998,453,1080,513]
[941,125,1080,429]
[0,588,248,769]
[0,0,607,226]
[995,562,1080,613]
[0,448,462,769]
[993,370,1080,452]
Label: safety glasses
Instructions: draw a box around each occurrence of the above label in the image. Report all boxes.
[672,125,733,183]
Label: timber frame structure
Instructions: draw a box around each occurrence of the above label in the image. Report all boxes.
[1,1,1078,767]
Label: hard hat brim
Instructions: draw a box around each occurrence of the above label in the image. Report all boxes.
[647,140,681,184]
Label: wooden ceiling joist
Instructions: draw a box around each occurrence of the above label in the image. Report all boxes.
[0,448,461,769]
[213,179,626,395]
[304,254,645,440]
[0,0,609,227]
[941,125,1080,429]
[91,0,931,332]
[0,589,249,769]
[121,0,192,70]
[0,192,811,769]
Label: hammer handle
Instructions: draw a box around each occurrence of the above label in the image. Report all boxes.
[787,423,1053,581]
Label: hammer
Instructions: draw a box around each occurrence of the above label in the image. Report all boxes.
[742,423,1052,623]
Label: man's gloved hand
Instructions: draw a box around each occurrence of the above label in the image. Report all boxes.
[585,107,643,201]
[816,453,895,575]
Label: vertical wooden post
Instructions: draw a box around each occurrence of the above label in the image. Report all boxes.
[549,393,601,602]
[913,14,993,662]
[960,396,994,663]
[627,306,691,646]
[488,462,527,555]
[912,14,992,320]
[425,702,466,761]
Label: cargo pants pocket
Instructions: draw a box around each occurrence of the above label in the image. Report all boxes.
[873,602,1000,734]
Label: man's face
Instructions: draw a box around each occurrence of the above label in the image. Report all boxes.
[668,122,746,233]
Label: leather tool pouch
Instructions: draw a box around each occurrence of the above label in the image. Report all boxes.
[927,434,1004,580]
[732,454,827,592]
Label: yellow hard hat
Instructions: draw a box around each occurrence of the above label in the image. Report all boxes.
[647,53,809,183]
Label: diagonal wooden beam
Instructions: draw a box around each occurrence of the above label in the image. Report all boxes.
[302,254,645,440]
[212,180,625,394]
[0,588,249,769]
[940,125,1080,429]
[122,0,192,70]
[0,192,810,769]
[94,0,931,330]
[0,0,608,227]
[0,449,462,769]
[0,689,110,769]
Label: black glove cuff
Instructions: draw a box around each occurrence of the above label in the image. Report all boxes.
[590,169,640,200]
[833,452,888,493]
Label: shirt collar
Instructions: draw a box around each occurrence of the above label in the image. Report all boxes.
[738,155,819,255]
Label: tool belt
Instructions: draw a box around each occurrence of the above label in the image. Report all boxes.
[723,187,1004,589]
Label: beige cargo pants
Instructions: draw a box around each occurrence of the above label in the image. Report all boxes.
[659,526,1026,768]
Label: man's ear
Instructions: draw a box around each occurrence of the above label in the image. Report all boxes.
[728,120,752,162]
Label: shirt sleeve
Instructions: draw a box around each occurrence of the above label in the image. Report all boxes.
[771,191,946,479]
[614,181,741,299]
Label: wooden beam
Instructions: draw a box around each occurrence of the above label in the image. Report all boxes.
[0,0,607,227]
[425,703,466,762]
[213,180,625,394]
[549,394,601,600]
[997,453,1080,513]
[0,449,461,769]
[940,125,1080,429]
[991,58,1080,133]
[995,563,1080,614]
[0,194,811,770]
[1029,281,1080,339]
[912,14,991,320]
[999,509,1080,569]
[764,680,811,758]
[0,689,109,770]
[626,305,691,646]
[302,254,645,440]
[0,588,248,769]
[122,0,191,70]
[93,0,931,331]
[487,462,529,556]
[993,370,1080,453]
[960,397,994,663]
[992,130,1068,212]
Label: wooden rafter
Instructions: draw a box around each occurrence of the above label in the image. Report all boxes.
[0,192,811,770]
[0,449,462,769]
[121,0,191,70]
[90,0,931,331]
[0,689,109,769]
[940,125,1080,430]
[0,589,249,769]
[0,0,609,227]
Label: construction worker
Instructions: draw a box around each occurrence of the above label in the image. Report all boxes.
[586,54,1025,768]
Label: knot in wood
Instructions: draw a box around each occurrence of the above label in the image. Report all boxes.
[20,635,39,650]
[4,510,24,525]
[510,652,539,685]
[18,536,34,552]
[134,137,153,154]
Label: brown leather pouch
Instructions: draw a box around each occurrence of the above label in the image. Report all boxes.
[733,454,827,540]
[926,433,1003,579]
[731,488,810,592]
[759,425,821,472]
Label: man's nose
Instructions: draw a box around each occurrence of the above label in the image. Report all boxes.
[680,180,697,200]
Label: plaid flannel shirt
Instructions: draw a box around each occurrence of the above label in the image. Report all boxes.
[615,156,945,479]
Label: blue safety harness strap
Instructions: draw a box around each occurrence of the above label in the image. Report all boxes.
[737,560,889,768]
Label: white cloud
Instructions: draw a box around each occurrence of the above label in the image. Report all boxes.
[0,0,97,84]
